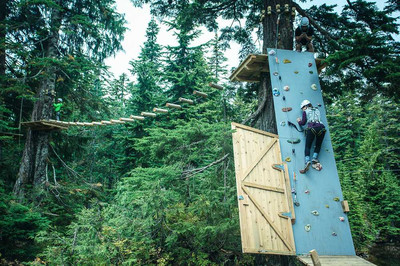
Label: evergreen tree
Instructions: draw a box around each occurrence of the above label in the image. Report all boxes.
[11,0,126,201]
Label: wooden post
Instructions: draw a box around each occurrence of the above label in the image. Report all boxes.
[141,112,157,117]
[309,249,321,266]
[209,82,223,90]
[101,120,112,125]
[178,97,194,104]
[110,119,125,124]
[120,117,135,122]
[153,108,168,113]
[130,115,145,121]
[193,90,208,98]
[166,103,182,109]
[341,200,350,213]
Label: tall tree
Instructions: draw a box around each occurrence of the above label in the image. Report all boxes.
[12,0,126,201]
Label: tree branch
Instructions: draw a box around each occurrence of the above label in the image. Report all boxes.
[182,154,229,179]
[292,2,339,41]
[241,88,267,126]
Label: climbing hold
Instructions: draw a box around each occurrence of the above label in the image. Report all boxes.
[269,49,276,55]
[318,103,322,107]
[309,71,314,74]
[282,96,286,101]
[305,190,310,194]
[325,205,330,208]
[273,71,279,76]
[282,107,292,112]
[279,76,282,80]
[280,121,286,126]
[291,188,296,193]
[287,138,300,144]
[305,224,311,232]
[275,57,279,64]
[273,88,280,96]
[308,62,312,67]
[292,149,295,154]
[283,59,291,64]
[332,232,337,236]
[311,84,318,91]
[294,71,299,74]
[300,91,303,94]
[334,197,340,202]
[294,202,300,206]
[238,195,244,200]
[283,85,290,91]
[311,210,319,216]
[285,157,291,162]
[339,217,345,222]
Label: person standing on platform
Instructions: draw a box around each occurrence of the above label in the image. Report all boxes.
[54,98,63,121]
[295,17,315,52]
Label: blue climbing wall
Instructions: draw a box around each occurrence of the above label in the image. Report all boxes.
[267,48,356,256]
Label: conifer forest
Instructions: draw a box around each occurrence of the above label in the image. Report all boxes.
[0,0,399,265]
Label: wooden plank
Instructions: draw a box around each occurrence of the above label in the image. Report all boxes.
[240,138,277,182]
[153,108,168,113]
[342,200,350,213]
[231,122,278,138]
[101,120,112,125]
[243,181,284,193]
[232,124,250,251]
[230,54,258,81]
[208,82,223,90]
[179,97,194,104]
[242,185,294,251]
[140,112,156,117]
[193,90,208,98]
[120,117,135,122]
[297,256,376,266]
[310,249,321,266]
[110,119,125,124]
[166,103,182,109]
[130,115,145,120]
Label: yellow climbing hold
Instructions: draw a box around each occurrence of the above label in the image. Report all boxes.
[333,197,340,202]
[283,59,292,64]
[285,157,291,162]
[294,71,299,74]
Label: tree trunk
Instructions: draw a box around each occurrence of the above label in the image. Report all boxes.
[14,4,61,201]
[257,0,294,134]
[0,0,6,76]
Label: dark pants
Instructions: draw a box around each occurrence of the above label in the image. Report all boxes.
[56,111,60,121]
[305,126,326,157]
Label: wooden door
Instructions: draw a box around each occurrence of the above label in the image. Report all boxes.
[232,122,296,255]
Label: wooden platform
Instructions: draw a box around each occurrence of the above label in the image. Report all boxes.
[21,120,69,131]
[229,54,326,82]
[298,255,376,266]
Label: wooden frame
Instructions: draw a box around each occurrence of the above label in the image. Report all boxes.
[232,122,295,255]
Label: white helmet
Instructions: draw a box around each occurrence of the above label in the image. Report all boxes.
[58,98,63,102]
[300,17,309,27]
[300,99,311,109]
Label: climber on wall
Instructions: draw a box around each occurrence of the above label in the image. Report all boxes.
[54,98,63,121]
[295,17,315,52]
[297,100,325,173]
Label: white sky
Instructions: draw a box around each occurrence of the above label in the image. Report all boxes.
[104,0,392,80]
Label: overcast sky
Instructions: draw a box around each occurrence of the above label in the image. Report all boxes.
[104,0,391,80]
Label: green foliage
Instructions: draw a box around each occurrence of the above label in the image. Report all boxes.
[328,93,400,252]
[0,185,49,261]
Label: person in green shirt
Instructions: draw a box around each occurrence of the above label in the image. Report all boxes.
[54,98,63,121]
